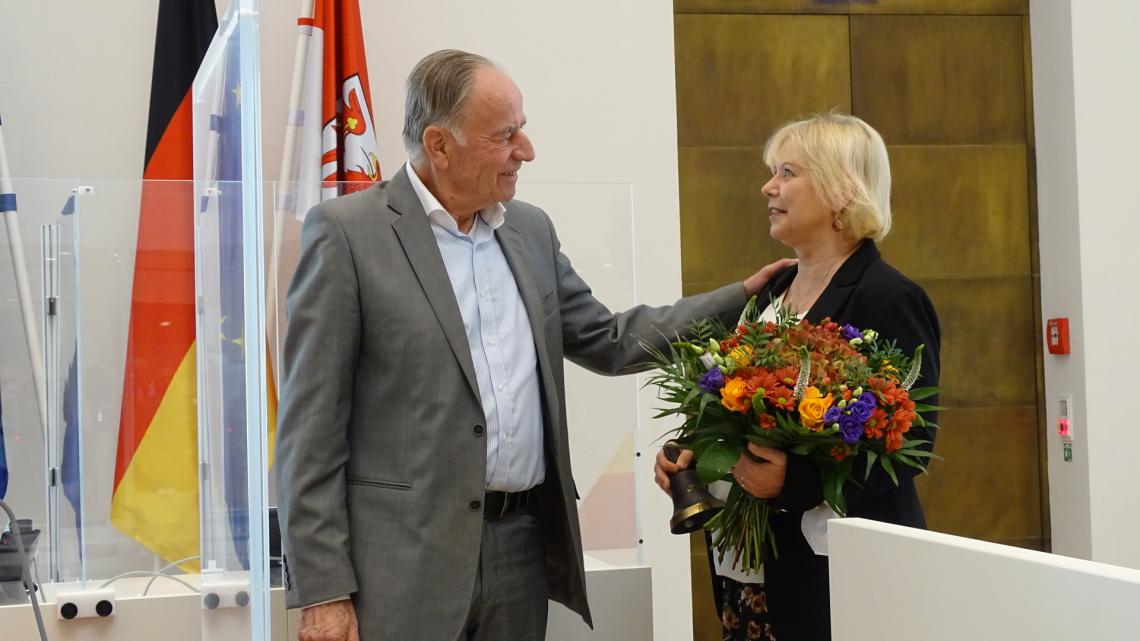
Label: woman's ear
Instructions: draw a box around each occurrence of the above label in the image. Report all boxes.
[833,178,857,217]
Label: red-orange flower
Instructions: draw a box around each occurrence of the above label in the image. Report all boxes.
[773,366,798,387]
[758,414,776,430]
[830,445,851,461]
[745,369,779,399]
[766,385,797,411]
[885,429,904,453]
[864,408,889,439]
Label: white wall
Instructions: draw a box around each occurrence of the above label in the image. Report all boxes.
[1031,0,1140,569]
[1,0,693,637]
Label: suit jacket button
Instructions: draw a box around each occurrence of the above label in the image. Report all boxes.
[469,500,482,511]
[473,424,485,436]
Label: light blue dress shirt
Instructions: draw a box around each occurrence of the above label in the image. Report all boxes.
[406,163,545,493]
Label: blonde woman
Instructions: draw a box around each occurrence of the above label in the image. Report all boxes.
[656,113,941,641]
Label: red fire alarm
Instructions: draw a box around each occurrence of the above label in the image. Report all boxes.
[1046,318,1070,355]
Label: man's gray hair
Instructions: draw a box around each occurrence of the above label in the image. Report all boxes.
[403,49,496,160]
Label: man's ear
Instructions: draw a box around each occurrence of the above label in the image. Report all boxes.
[422,125,451,170]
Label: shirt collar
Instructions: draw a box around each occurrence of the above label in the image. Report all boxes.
[404,161,507,233]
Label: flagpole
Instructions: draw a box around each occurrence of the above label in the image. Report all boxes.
[268,0,317,382]
[0,114,48,436]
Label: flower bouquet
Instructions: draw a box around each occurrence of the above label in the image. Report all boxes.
[644,297,941,573]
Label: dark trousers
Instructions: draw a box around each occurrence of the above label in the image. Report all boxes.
[459,512,548,641]
[763,554,831,641]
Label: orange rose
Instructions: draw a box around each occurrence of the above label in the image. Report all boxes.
[720,377,751,413]
[798,386,834,431]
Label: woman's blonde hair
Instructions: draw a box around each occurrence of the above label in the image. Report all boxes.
[763,111,892,241]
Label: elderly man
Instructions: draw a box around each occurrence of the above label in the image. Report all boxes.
[275,49,789,641]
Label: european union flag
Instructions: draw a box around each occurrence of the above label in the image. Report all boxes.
[215,31,250,570]
[0,385,8,500]
[61,354,82,538]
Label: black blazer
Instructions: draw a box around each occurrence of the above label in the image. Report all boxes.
[752,240,941,640]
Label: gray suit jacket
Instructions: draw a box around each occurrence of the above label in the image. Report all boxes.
[275,166,747,640]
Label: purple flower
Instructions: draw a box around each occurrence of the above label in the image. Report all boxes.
[849,399,873,422]
[859,391,878,408]
[824,406,842,424]
[841,324,864,341]
[838,414,863,445]
[698,368,726,393]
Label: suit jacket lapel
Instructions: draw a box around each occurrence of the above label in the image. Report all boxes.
[495,217,562,449]
[387,167,482,402]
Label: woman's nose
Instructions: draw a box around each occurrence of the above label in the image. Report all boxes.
[761,175,778,197]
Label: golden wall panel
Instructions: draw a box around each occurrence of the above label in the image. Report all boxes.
[916,405,1043,548]
[852,0,1027,15]
[679,147,792,294]
[851,15,1026,145]
[690,533,720,641]
[676,0,1026,13]
[675,14,851,147]
[880,145,1031,280]
[676,0,850,13]
[917,276,1038,409]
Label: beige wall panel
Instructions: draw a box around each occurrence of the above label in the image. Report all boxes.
[880,144,1031,280]
[676,14,851,147]
[678,147,793,293]
[851,15,1026,144]
[918,276,1038,409]
[916,405,1043,549]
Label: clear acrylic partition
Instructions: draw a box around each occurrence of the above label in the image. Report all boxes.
[0,178,275,635]
[0,178,84,602]
[192,1,269,639]
[270,179,643,571]
[0,13,271,641]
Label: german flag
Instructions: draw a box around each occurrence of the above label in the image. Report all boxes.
[111,0,217,569]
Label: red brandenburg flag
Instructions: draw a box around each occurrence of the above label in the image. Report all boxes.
[293,0,382,217]
[111,0,217,569]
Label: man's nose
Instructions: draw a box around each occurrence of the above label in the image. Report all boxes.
[515,130,536,162]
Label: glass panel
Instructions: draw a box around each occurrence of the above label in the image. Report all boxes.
[2,176,275,637]
[72,178,199,588]
[193,1,269,639]
[516,182,642,568]
[1,178,82,602]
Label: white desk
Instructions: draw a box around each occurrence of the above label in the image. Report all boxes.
[0,562,653,641]
[829,518,1140,641]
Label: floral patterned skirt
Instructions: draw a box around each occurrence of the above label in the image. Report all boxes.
[720,577,777,641]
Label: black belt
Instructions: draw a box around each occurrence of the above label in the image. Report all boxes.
[483,490,532,520]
